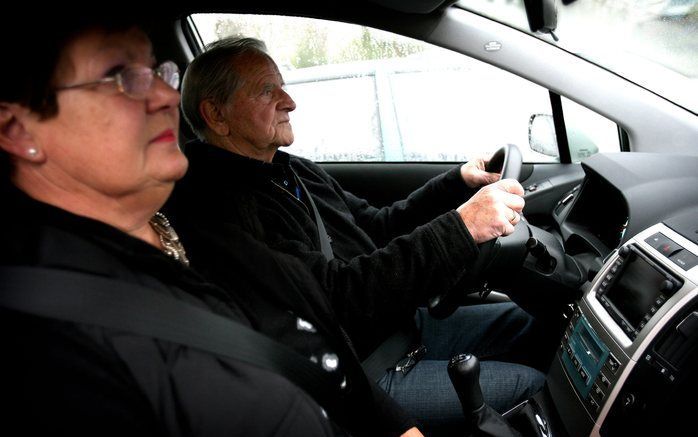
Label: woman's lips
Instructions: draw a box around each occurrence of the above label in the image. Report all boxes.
[151,129,176,143]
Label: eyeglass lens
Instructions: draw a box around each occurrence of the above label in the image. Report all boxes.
[121,61,179,97]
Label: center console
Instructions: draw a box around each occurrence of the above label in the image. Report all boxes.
[545,217,698,436]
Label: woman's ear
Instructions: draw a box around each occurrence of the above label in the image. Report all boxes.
[199,100,230,137]
[0,103,44,162]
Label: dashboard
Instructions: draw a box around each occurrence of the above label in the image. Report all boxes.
[551,152,698,260]
[539,153,698,436]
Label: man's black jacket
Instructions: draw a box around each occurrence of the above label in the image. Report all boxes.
[169,140,481,359]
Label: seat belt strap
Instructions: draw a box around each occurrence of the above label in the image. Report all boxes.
[0,266,336,407]
[294,173,335,261]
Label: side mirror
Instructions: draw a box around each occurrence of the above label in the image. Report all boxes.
[528,113,600,161]
[523,0,558,35]
[528,114,558,158]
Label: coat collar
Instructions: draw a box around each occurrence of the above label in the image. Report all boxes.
[184,139,293,185]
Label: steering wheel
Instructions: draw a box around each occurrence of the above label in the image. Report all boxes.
[484,143,523,181]
[428,144,526,319]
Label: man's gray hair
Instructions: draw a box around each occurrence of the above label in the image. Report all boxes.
[181,37,269,141]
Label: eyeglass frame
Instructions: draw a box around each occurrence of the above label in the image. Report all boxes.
[55,60,180,99]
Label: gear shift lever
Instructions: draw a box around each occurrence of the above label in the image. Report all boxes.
[448,354,484,414]
[448,354,523,437]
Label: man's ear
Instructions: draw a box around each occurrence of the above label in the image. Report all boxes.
[0,103,44,162]
[199,100,230,137]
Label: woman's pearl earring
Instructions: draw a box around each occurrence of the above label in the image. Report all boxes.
[27,148,38,157]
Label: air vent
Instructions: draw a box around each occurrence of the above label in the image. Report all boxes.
[655,311,698,370]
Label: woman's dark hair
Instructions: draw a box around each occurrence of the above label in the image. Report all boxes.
[0,11,156,178]
[0,12,153,119]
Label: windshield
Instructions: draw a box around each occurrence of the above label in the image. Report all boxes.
[458,0,698,114]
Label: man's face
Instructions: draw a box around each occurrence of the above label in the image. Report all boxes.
[221,52,296,158]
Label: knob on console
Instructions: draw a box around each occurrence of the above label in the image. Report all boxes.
[660,279,675,293]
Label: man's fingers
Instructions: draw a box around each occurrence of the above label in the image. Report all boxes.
[497,178,525,196]
[504,193,525,212]
[483,171,501,185]
[502,218,516,236]
[509,210,521,226]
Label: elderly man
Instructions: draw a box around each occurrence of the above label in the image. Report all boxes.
[172,36,555,434]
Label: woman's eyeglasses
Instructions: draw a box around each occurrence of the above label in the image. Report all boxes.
[56,60,180,99]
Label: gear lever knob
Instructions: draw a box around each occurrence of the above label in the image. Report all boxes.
[448,353,485,414]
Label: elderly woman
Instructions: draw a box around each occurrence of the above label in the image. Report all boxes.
[0,14,377,437]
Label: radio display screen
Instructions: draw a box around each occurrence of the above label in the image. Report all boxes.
[605,253,667,330]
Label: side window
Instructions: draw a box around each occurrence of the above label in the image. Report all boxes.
[561,97,622,161]
[189,14,620,163]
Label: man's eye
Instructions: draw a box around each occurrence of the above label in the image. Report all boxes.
[261,85,274,96]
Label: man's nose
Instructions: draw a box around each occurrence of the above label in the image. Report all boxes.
[279,88,296,112]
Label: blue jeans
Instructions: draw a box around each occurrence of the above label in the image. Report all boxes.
[376,303,553,435]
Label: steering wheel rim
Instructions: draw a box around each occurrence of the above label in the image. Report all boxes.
[485,143,523,181]
[427,144,524,319]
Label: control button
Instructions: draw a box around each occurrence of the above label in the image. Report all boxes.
[580,368,589,383]
[572,356,581,370]
[619,246,631,257]
[643,314,651,322]
[645,232,664,248]
[599,373,611,388]
[527,184,538,192]
[658,242,682,257]
[588,396,600,413]
[611,265,619,274]
[593,383,605,400]
[601,280,609,288]
[561,193,574,205]
[622,393,635,408]
[669,250,698,271]
[639,321,646,329]
[655,296,666,306]
[649,306,658,315]
[605,274,614,281]
[646,233,683,257]
[606,354,620,374]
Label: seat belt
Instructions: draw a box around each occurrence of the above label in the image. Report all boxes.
[291,173,415,380]
[293,174,334,261]
[0,266,337,409]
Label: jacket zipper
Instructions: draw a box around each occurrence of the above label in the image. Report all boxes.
[270,180,311,216]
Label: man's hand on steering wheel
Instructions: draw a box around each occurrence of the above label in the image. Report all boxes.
[456,179,525,244]
[459,155,501,188]
[430,144,526,319]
